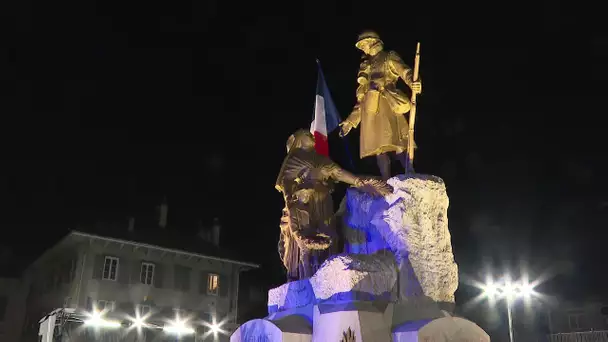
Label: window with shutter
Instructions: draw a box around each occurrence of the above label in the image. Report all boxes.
[219,274,229,297]
[174,265,191,292]
[568,313,583,330]
[102,256,119,281]
[140,262,155,285]
[199,272,208,294]
[92,255,104,279]
[153,264,163,288]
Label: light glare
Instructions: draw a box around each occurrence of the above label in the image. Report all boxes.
[163,324,195,335]
[519,283,535,298]
[202,316,228,338]
[163,318,195,335]
[480,277,537,301]
[131,316,146,328]
[502,283,516,299]
[210,322,221,333]
[482,283,499,298]
[84,310,121,328]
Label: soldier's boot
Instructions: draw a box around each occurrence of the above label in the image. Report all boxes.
[376,153,391,180]
[396,152,415,174]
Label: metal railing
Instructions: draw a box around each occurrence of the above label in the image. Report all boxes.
[549,331,608,342]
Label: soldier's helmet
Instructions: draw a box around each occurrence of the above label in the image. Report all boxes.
[356,30,383,49]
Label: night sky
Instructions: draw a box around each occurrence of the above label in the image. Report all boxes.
[3,0,607,315]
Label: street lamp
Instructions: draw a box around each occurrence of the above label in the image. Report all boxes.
[481,277,536,342]
[163,319,195,335]
[202,315,227,341]
[210,322,221,334]
[83,309,121,328]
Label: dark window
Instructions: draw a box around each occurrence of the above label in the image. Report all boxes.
[174,265,191,292]
[140,262,155,285]
[102,256,119,281]
[568,314,583,330]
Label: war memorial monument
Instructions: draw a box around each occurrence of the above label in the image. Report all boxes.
[231,31,490,342]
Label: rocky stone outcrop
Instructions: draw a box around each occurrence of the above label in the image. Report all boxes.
[268,279,315,314]
[343,174,458,303]
[309,253,397,302]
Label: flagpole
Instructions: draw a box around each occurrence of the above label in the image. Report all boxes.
[314,59,356,171]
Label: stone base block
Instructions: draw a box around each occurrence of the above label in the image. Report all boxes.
[232,306,488,342]
[313,302,392,342]
[310,253,398,303]
[393,316,490,342]
[230,318,312,342]
[268,279,315,314]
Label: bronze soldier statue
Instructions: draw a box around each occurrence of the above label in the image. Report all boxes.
[275,129,391,281]
[340,31,422,179]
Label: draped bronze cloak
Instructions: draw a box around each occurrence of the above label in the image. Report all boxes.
[275,133,341,279]
[346,50,417,158]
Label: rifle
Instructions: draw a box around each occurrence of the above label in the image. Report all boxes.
[407,42,421,171]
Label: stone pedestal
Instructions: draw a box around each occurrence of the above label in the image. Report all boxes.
[312,302,392,341]
[393,316,490,341]
[231,175,488,342]
[230,318,312,342]
[268,279,315,319]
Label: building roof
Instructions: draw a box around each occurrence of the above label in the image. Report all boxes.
[71,223,259,268]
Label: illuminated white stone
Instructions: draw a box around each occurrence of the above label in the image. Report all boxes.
[309,253,397,301]
[267,279,314,313]
[344,174,458,303]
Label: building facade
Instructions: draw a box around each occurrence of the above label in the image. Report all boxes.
[20,230,258,342]
[547,300,608,342]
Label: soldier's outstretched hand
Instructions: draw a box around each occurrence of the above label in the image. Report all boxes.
[339,121,353,137]
[358,177,394,197]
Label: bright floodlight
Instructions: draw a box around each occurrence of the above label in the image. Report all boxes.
[481,278,537,301]
[502,283,517,299]
[482,283,500,298]
[210,322,221,334]
[519,283,535,298]
[163,320,195,335]
[84,318,121,328]
[131,316,146,328]
[84,311,121,328]
[203,316,227,338]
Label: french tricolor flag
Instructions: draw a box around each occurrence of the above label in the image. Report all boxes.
[310,61,341,156]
